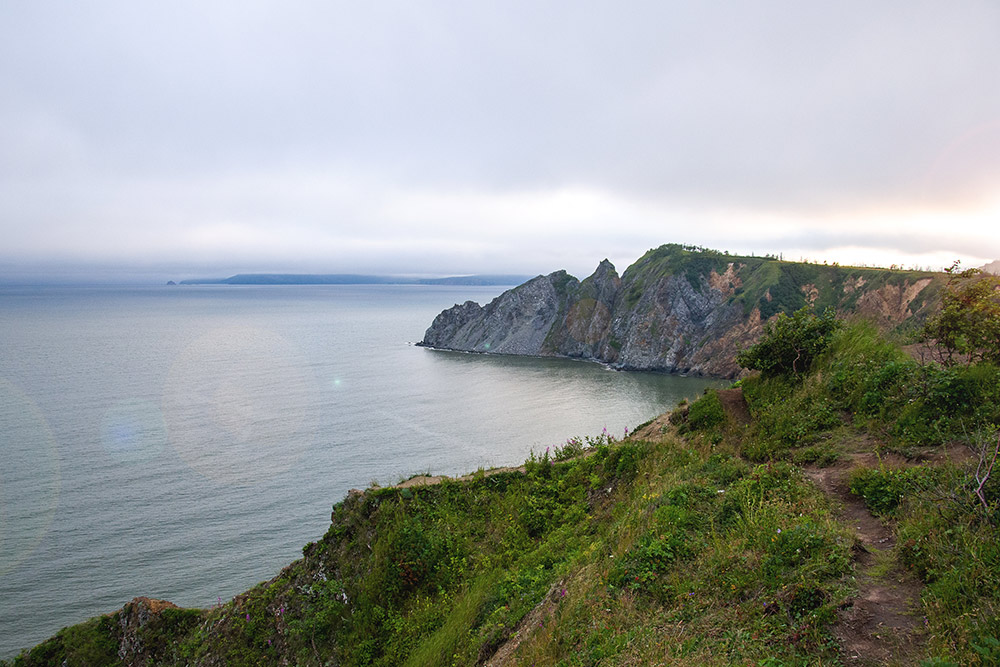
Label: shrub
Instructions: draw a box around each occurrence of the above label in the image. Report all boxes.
[923,263,1000,366]
[738,307,840,378]
[683,390,726,432]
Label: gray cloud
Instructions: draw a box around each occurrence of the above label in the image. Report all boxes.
[2,0,999,281]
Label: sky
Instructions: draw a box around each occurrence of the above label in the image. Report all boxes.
[2,1,999,283]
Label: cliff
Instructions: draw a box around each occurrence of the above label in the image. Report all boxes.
[419,244,943,377]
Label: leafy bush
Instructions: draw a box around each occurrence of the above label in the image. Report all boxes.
[923,263,1000,366]
[737,306,840,378]
[682,389,726,433]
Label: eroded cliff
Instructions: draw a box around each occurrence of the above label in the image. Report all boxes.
[419,244,943,377]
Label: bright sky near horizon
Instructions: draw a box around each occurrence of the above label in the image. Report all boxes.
[2,1,999,283]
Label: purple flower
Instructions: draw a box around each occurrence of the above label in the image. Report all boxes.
[246,613,250,621]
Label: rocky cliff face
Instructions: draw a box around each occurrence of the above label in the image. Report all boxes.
[419,245,943,378]
[420,270,580,356]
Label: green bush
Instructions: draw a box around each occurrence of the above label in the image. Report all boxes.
[683,389,726,432]
[737,307,839,378]
[923,263,1000,366]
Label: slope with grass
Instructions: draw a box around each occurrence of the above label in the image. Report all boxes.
[6,322,1000,666]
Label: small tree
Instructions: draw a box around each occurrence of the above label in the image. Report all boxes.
[737,306,839,378]
[923,262,1000,366]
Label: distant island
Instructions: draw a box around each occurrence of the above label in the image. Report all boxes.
[176,273,533,286]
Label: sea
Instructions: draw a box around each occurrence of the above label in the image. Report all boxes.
[0,284,721,658]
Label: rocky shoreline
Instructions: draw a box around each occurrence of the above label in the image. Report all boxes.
[419,245,941,378]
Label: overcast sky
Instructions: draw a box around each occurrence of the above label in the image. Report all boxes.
[2,1,999,282]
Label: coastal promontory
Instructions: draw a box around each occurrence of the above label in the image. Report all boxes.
[419,244,942,377]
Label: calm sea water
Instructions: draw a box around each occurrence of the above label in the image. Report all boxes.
[0,284,720,657]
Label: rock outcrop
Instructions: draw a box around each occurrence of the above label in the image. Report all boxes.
[419,245,943,378]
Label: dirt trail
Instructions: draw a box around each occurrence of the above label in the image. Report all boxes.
[803,453,926,665]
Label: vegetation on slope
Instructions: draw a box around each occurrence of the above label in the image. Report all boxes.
[621,243,942,321]
[6,268,999,666]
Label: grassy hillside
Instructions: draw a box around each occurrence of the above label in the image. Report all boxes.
[622,244,942,322]
[6,321,999,665]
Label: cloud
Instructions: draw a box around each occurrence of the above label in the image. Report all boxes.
[2,1,999,280]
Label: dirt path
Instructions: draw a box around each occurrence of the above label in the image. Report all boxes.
[803,454,926,665]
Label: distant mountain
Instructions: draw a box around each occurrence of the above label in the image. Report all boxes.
[177,274,532,286]
[981,260,1000,276]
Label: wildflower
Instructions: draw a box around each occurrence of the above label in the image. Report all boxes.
[246,613,250,621]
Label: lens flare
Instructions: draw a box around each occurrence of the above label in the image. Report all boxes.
[163,327,318,486]
[0,378,61,578]
[100,399,168,464]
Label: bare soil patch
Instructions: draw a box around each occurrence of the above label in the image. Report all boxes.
[394,466,527,489]
[716,387,751,425]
